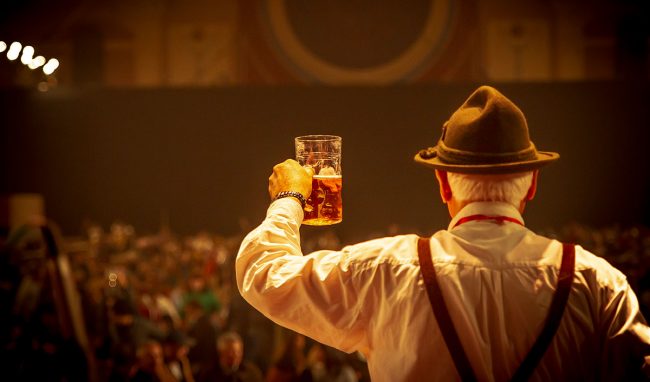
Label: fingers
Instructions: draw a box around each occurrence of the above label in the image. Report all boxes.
[272,159,312,176]
[268,159,313,202]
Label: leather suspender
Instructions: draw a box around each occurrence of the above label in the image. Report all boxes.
[418,238,478,382]
[510,242,575,381]
[417,238,575,381]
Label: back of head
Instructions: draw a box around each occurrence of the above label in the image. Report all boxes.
[447,171,533,208]
[413,85,558,211]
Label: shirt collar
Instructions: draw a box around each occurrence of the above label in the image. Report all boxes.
[447,201,525,231]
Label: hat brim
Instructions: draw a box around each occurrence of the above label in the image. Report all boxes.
[414,149,560,174]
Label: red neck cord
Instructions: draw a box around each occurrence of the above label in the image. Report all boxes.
[452,214,524,229]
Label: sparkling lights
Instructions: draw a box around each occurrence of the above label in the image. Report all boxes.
[7,42,22,61]
[2,39,60,75]
[20,45,34,65]
[42,58,59,75]
[28,55,46,69]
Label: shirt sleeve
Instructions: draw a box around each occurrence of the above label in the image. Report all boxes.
[597,264,650,379]
[236,198,371,353]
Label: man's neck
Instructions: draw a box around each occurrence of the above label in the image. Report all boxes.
[448,199,525,218]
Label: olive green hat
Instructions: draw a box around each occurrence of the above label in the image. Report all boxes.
[414,86,559,174]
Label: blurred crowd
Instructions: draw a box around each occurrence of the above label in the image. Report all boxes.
[2,220,650,381]
[1,221,367,382]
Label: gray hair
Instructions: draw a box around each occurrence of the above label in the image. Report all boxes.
[447,171,534,208]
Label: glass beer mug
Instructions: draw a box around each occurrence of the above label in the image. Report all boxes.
[295,135,342,225]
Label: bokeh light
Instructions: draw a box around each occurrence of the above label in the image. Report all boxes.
[28,55,46,69]
[7,41,22,61]
[42,58,59,75]
[20,45,34,65]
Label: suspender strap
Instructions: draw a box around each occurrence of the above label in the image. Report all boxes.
[510,242,575,381]
[417,238,575,382]
[418,237,478,382]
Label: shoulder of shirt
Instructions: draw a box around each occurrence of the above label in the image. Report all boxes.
[339,234,421,268]
[432,228,629,286]
[573,244,629,290]
[524,230,630,290]
[520,230,630,288]
[337,231,630,290]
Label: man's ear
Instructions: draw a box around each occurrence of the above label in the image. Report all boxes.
[435,170,452,203]
[525,170,539,201]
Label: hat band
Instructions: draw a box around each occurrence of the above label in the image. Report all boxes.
[436,140,538,165]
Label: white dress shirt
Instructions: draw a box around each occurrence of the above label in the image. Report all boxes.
[237,198,650,381]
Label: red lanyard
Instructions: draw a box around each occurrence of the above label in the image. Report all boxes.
[452,214,524,229]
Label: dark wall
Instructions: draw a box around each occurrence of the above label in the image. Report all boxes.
[1,83,649,240]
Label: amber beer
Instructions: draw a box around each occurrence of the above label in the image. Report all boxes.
[295,135,342,226]
[303,174,343,225]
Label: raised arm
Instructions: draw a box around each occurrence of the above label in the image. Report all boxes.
[236,159,369,352]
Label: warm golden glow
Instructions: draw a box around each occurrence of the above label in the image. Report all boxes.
[28,55,46,69]
[43,58,60,75]
[7,41,22,61]
[20,46,34,65]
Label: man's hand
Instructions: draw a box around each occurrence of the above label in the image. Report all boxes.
[268,159,314,202]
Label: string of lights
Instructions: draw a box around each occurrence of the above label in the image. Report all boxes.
[0,40,59,75]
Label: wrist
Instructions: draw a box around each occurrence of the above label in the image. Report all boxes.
[273,191,306,208]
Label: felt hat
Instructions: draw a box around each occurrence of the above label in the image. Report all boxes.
[414,86,559,174]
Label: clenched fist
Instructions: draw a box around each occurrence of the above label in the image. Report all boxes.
[268,159,314,202]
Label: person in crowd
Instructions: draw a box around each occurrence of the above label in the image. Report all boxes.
[265,333,312,382]
[319,347,358,382]
[181,273,221,319]
[301,344,358,382]
[184,300,219,378]
[237,86,650,380]
[7,301,88,382]
[197,331,263,382]
[161,335,195,382]
[140,280,182,327]
[108,298,166,381]
[227,291,276,374]
[129,340,178,382]
[159,315,196,382]
[304,344,326,382]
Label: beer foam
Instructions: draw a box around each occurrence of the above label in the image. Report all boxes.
[318,166,337,176]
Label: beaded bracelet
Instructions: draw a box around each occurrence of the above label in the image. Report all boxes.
[273,191,306,208]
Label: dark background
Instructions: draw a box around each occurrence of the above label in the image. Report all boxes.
[2,82,649,240]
